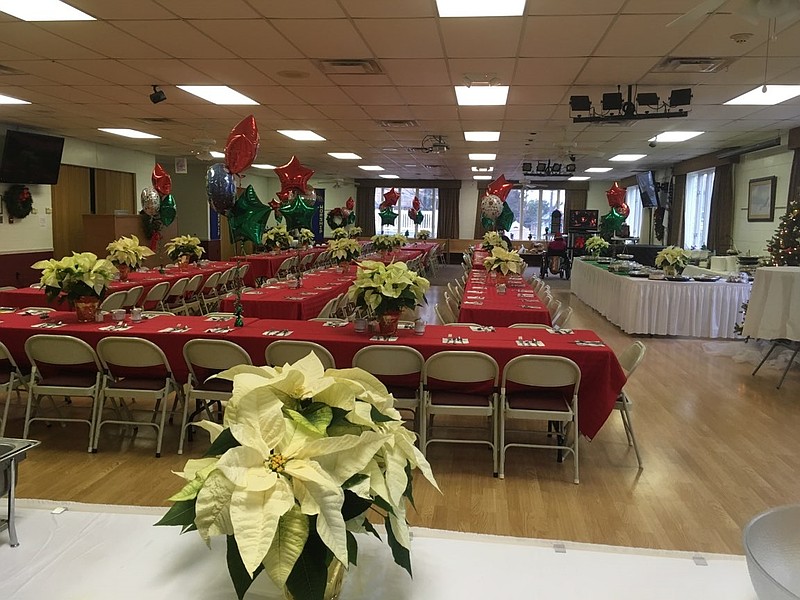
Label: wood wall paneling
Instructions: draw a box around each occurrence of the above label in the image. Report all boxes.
[51,164,91,259]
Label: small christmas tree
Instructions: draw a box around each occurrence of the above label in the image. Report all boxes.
[766,193,800,266]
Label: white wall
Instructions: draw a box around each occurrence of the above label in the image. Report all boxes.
[0,184,53,253]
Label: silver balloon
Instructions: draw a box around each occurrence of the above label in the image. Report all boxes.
[481,194,503,220]
[140,187,160,216]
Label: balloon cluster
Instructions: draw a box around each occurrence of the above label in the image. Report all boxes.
[408,196,424,225]
[326,197,356,230]
[600,182,629,237]
[480,175,515,232]
[379,188,400,227]
[273,156,317,231]
[140,164,177,250]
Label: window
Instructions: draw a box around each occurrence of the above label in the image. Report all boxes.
[625,185,644,238]
[684,168,715,249]
[374,187,439,236]
[505,188,566,240]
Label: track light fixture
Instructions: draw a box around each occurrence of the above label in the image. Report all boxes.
[569,85,691,124]
[150,85,167,104]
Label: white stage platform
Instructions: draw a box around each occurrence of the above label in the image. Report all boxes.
[0,499,757,599]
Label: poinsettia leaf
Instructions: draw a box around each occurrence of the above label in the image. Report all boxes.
[341,489,373,521]
[154,499,196,528]
[286,528,329,600]
[385,517,412,577]
[227,535,265,600]
[346,530,358,566]
[204,427,240,457]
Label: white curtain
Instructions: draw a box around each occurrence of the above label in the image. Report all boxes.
[625,186,643,238]
[684,168,715,249]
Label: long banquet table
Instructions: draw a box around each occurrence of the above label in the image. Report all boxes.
[458,270,551,327]
[0,261,237,309]
[0,311,625,438]
[571,258,751,339]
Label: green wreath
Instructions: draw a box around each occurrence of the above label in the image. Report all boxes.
[3,185,33,219]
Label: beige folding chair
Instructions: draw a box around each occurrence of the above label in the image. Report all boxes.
[422,351,500,474]
[123,286,144,310]
[180,339,252,454]
[95,337,182,457]
[180,274,205,315]
[353,345,424,430]
[141,281,170,311]
[0,341,29,436]
[499,355,581,483]
[23,335,103,452]
[198,271,221,314]
[265,341,335,370]
[615,341,646,468]
[434,302,456,325]
[163,277,190,314]
[99,290,127,311]
[552,306,573,328]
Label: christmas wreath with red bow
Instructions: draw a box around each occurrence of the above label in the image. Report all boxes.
[2,184,34,219]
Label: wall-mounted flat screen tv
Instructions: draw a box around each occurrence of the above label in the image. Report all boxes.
[0,130,65,184]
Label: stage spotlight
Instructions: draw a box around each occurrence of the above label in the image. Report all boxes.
[669,88,692,107]
[150,85,167,104]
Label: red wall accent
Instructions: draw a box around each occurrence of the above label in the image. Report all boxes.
[0,251,53,288]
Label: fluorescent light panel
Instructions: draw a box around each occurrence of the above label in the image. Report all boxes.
[469,153,496,161]
[98,128,160,139]
[724,85,800,106]
[436,0,526,17]
[0,0,94,20]
[210,151,225,158]
[464,131,500,142]
[568,176,591,181]
[454,86,509,106]
[473,175,493,180]
[177,85,258,105]
[359,165,384,171]
[0,93,29,104]
[328,152,362,160]
[251,164,277,170]
[585,167,612,173]
[609,154,646,162]
[649,131,704,142]
[379,174,399,179]
[278,130,326,141]
[471,166,494,172]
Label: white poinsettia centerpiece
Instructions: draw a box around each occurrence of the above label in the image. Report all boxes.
[157,353,438,600]
[482,246,525,276]
[105,234,154,269]
[165,235,205,261]
[328,238,361,263]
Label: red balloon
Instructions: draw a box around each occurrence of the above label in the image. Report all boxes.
[382,188,400,206]
[412,196,421,211]
[274,155,314,197]
[606,181,626,208]
[487,174,513,202]
[151,163,172,196]
[345,197,355,211]
[225,115,260,175]
[617,202,630,218]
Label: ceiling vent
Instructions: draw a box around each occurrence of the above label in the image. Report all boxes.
[315,59,383,75]
[653,56,735,73]
[379,119,419,128]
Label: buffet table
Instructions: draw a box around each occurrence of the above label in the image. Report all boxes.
[458,270,551,327]
[571,259,751,339]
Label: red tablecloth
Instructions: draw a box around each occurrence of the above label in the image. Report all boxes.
[458,270,550,327]
[0,261,236,309]
[0,312,624,438]
[219,268,353,319]
[236,247,327,286]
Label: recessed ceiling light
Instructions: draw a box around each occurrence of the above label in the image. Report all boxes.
[585,167,612,173]
[472,166,494,172]
[464,131,501,142]
[436,0,525,17]
[0,0,94,20]
[328,152,362,160]
[473,175,493,180]
[724,85,800,106]
[359,165,384,171]
[455,86,509,106]
[0,93,30,104]
[98,128,160,139]
[469,153,497,161]
[251,163,277,170]
[277,130,326,141]
[177,85,258,105]
[379,174,400,179]
[210,151,225,159]
[568,176,591,181]
[609,154,646,162]
[649,131,704,143]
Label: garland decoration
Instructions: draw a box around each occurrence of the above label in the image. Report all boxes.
[3,185,34,219]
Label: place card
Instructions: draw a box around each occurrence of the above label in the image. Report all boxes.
[99,323,133,332]
[31,321,66,329]
[469,325,495,332]
[263,329,293,337]
[370,335,398,342]
[323,321,348,327]
[515,339,545,347]
[574,340,605,347]
[442,337,469,344]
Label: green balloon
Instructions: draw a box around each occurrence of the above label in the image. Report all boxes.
[280,195,315,231]
[159,194,176,227]
[228,185,270,244]
[495,203,515,232]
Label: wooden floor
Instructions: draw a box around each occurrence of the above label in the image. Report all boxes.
[4,265,799,555]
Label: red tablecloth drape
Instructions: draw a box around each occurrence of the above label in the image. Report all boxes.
[458,270,550,327]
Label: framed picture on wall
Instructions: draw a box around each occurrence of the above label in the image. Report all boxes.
[748,176,777,222]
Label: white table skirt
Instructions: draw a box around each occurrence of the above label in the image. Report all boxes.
[742,266,800,341]
[571,259,751,338]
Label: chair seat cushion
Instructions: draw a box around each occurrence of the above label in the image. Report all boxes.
[431,391,491,407]
[37,374,98,388]
[506,390,571,412]
[106,378,168,391]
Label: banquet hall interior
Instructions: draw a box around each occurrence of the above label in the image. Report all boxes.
[1,1,799,598]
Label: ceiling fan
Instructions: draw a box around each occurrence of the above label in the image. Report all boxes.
[668,0,800,27]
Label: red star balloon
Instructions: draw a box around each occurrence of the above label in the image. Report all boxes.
[486,174,513,202]
[151,163,172,196]
[224,115,259,175]
[345,197,355,211]
[606,182,626,208]
[274,156,314,196]
[382,188,400,206]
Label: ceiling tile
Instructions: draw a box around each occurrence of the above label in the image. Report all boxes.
[440,18,523,58]
[113,21,235,59]
[188,20,301,59]
[356,19,443,59]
